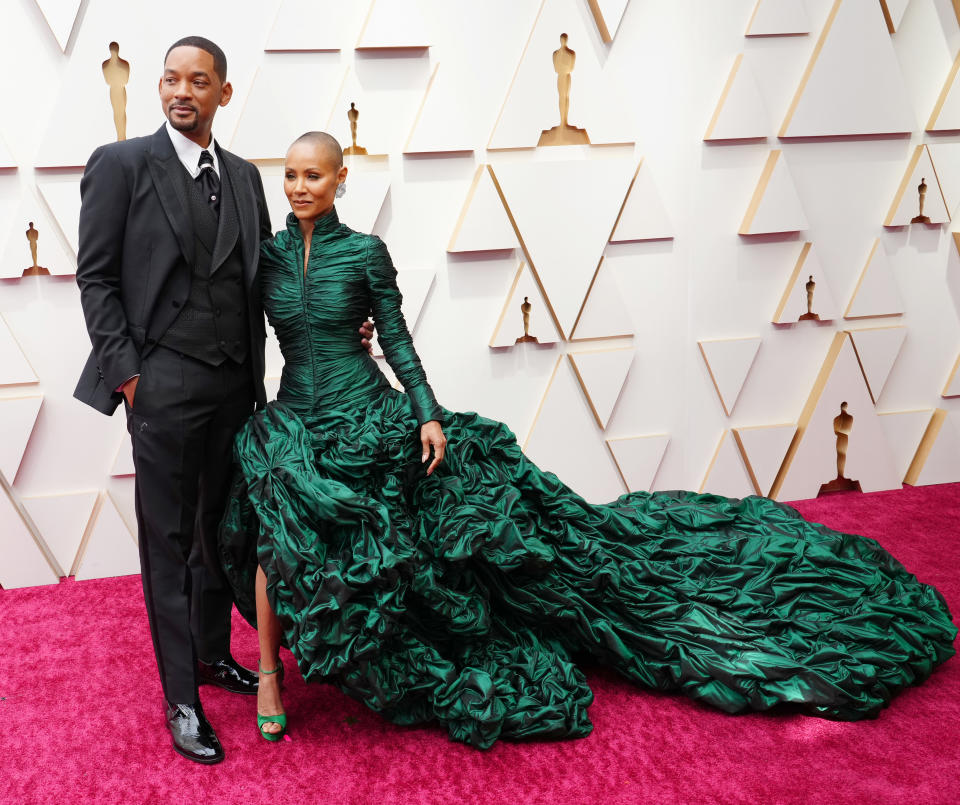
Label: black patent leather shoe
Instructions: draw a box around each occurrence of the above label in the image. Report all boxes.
[165,701,224,765]
[198,655,259,695]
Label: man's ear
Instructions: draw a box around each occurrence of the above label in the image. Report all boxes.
[219,81,234,107]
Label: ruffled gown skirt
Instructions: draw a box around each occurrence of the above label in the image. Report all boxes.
[219,390,956,749]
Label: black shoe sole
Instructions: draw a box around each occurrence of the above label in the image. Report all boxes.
[171,739,225,765]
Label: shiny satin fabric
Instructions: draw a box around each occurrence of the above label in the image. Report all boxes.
[219,208,956,749]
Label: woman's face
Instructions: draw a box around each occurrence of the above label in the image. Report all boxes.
[283,141,347,222]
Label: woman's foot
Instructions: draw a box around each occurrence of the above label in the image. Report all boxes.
[257,660,285,739]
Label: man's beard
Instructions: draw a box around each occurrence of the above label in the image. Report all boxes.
[167,106,198,131]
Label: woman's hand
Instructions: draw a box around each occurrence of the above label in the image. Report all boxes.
[358,318,375,355]
[420,420,446,476]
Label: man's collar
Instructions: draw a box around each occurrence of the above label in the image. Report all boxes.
[164,120,219,176]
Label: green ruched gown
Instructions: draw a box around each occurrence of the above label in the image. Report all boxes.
[219,208,956,749]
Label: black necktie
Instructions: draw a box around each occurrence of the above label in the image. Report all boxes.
[196,149,220,216]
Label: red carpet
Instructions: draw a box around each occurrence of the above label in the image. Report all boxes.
[2,484,958,805]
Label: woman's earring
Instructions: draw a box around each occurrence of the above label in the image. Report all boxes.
[336,183,346,199]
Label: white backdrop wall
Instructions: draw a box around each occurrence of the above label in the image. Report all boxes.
[2,0,960,587]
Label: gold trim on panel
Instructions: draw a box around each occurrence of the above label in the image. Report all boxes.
[878,0,896,33]
[943,351,960,397]
[885,144,924,226]
[768,331,846,499]
[605,434,669,493]
[587,0,613,43]
[404,62,443,153]
[521,354,564,450]
[704,54,743,140]
[904,409,945,485]
[488,259,525,346]
[926,52,960,130]
[696,338,760,417]
[487,164,567,338]
[0,312,40,387]
[0,469,63,578]
[486,0,547,150]
[448,165,486,252]
[567,347,634,429]
[846,325,906,404]
[779,0,842,137]
[843,239,902,319]
[772,241,811,322]
[608,160,643,242]
[698,429,749,494]
[740,150,780,234]
[732,424,796,497]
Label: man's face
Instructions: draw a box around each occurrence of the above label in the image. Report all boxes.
[159,46,232,141]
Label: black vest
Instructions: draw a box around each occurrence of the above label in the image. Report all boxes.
[160,160,249,365]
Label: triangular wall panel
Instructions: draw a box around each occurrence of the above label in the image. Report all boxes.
[606,434,669,492]
[0,314,39,387]
[699,430,756,499]
[770,332,899,501]
[704,55,768,141]
[740,150,808,235]
[773,242,840,323]
[570,258,634,341]
[697,337,761,417]
[37,175,82,257]
[264,0,371,51]
[878,409,934,481]
[405,64,475,154]
[745,0,810,36]
[0,395,43,483]
[74,493,140,581]
[884,145,949,226]
[844,239,904,318]
[0,484,58,588]
[567,348,634,429]
[231,60,346,160]
[779,0,915,137]
[0,198,76,278]
[488,0,634,149]
[0,134,15,168]
[848,326,907,404]
[524,357,624,503]
[111,434,135,477]
[609,160,673,242]
[34,0,82,51]
[325,69,400,156]
[490,159,635,337]
[356,0,430,49]
[448,165,516,252]
[904,409,960,486]
[732,424,797,497]
[490,261,562,348]
[22,491,98,578]
[588,0,630,43]
[927,53,960,131]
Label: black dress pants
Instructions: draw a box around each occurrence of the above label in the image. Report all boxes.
[126,345,255,704]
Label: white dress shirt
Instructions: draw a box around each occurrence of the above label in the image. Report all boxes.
[165,120,220,179]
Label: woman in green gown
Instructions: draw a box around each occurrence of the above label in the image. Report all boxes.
[219,132,956,749]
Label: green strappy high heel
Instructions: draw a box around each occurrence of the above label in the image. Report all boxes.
[257,660,287,742]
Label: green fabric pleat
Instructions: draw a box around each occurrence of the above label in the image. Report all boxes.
[219,208,956,750]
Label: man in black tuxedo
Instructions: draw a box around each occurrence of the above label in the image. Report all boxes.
[75,37,371,764]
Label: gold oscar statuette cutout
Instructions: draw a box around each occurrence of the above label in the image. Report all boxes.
[515,296,539,344]
[538,34,590,147]
[798,274,819,321]
[102,42,130,142]
[22,222,50,276]
[911,177,931,224]
[343,102,368,156]
[818,401,862,495]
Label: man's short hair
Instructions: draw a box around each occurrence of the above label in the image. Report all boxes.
[165,36,227,83]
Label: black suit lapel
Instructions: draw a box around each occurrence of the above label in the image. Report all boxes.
[211,158,240,274]
[146,126,195,266]
[217,147,258,286]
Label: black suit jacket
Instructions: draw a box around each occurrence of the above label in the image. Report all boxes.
[74,124,272,414]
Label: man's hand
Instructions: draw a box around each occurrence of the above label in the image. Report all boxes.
[122,375,139,407]
[421,420,446,476]
[359,318,375,355]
